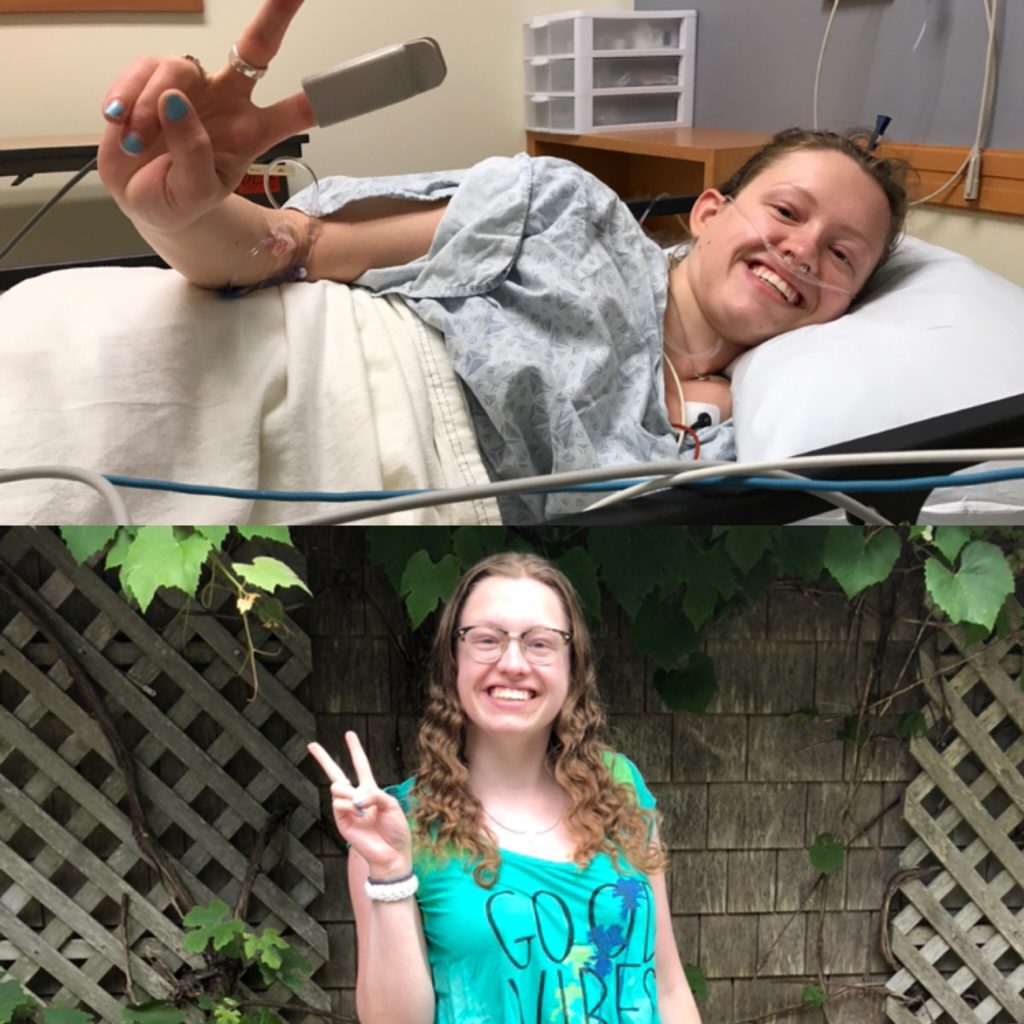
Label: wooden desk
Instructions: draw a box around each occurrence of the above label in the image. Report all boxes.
[0,133,310,205]
[526,127,770,203]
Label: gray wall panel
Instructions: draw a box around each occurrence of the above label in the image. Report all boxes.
[636,1,1020,150]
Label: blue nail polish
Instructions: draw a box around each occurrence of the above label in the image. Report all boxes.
[121,133,143,156]
[164,94,188,122]
[104,99,125,118]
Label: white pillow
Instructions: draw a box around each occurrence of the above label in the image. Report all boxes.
[729,236,1024,460]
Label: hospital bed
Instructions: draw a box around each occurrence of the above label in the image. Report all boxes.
[1,196,1022,525]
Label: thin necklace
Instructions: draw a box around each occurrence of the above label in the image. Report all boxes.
[665,263,722,368]
[481,805,563,837]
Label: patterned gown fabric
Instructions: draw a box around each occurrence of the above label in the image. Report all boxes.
[287,155,733,522]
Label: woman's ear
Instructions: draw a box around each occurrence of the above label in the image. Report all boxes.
[687,189,728,240]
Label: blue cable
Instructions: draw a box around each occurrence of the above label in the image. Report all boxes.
[104,465,1024,503]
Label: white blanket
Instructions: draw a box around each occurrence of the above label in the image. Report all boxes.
[0,267,501,525]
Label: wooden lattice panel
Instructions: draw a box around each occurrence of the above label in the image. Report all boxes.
[886,601,1024,1024]
[0,528,327,1022]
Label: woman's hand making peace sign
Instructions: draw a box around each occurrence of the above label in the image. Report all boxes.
[308,733,414,879]
[97,0,315,235]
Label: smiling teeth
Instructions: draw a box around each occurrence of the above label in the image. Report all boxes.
[751,264,800,305]
[490,687,533,702]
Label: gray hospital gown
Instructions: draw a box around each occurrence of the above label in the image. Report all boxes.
[287,153,732,522]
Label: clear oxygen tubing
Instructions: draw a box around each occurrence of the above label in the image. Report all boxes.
[722,195,855,297]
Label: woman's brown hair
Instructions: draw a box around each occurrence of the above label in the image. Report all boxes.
[409,551,665,885]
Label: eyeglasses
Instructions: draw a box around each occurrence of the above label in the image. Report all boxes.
[455,624,572,666]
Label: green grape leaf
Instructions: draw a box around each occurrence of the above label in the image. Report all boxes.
[244,929,288,971]
[554,546,602,625]
[787,707,820,725]
[960,622,992,648]
[211,999,241,1024]
[679,546,735,631]
[194,526,230,548]
[808,833,845,876]
[774,527,828,582]
[897,712,928,739]
[684,963,709,1001]
[802,985,828,1009]
[836,716,870,746]
[59,526,118,564]
[119,527,214,613]
[262,945,312,994]
[235,526,293,546]
[400,551,461,630]
[451,527,508,568]
[823,528,901,599]
[122,1003,187,1024]
[253,596,286,629]
[366,527,452,589]
[930,526,973,565]
[104,528,135,571]
[653,654,717,715]
[723,527,777,574]
[0,979,36,1023]
[233,557,311,596]
[924,541,1014,631]
[44,1009,95,1024]
[588,528,675,616]
[632,592,700,669]
[181,900,245,954]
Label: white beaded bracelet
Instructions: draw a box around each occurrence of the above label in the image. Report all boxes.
[364,871,419,903]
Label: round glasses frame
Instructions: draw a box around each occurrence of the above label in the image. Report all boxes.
[455,624,572,666]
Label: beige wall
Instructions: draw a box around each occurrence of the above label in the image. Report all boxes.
[0,0,632,264]
[907,206,1024,288]
[2,1,1021,285]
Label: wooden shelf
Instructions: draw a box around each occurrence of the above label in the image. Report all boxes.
[527,127,770,202]
[526,128,1024,219]
[877,141,1024,218]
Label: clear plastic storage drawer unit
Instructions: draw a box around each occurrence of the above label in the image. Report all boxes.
[524,9,696,133]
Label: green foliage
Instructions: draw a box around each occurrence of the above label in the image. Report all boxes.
[363,526,1021,720]
[808,832,845,876]
[182,900,246,954]
[823,528,901,599]
[42,1010,93,1024]
[0,902,311,1024]
[232,558,310,598]
[0,977,36,1023]
[400,550,461,629]
[801,985,829,1009]
[653,654,718,715]
[897,711,929,739]
[684,963,709,1001]
[121,1003,187,1024]
[924,540,1014,632]
[58,527,304,614]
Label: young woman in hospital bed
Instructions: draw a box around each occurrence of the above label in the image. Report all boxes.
[0,0,919,524]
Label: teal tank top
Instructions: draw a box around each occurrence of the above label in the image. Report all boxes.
[387,752,660,1024]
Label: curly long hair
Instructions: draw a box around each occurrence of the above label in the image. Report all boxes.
[409,552,666,886]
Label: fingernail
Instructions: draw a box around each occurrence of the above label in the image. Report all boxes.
[354,808,366,818]
[121,133,143,156]
[352,797,365,809]
[164,93,188,122]
[104,99,125,118]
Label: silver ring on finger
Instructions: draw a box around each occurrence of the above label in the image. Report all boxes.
[229,42,268,81]
[180,54,208,87]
